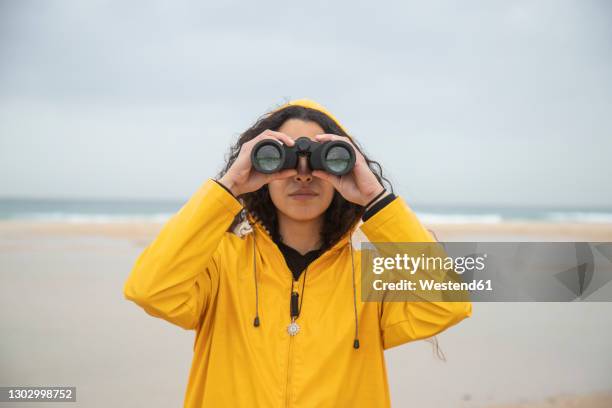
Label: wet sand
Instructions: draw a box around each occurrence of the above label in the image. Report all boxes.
[1,220,611,407]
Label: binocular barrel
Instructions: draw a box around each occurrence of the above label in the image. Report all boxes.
[251,137,356,176]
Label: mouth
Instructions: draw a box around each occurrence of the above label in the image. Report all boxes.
[289,190,319,200]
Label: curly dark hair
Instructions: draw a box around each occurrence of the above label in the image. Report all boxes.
[216,104,394,251]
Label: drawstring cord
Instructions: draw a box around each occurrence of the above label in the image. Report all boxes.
[349,236,360,349]
[253,231,261,327]
[251,224,360,350]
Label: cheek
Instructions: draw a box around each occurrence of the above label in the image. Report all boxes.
[319,183,335,206]
[268,180,286,207]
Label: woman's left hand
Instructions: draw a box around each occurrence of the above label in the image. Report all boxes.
[312,134,386,207]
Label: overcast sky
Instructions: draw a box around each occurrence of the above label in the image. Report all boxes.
[1,0,610,208]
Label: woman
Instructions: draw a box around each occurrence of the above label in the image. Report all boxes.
[123,99,472,407]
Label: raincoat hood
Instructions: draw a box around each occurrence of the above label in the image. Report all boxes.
[124,99,472,407]
[269,98,351,136]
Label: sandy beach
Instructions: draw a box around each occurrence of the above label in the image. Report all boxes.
[1,220,611,407]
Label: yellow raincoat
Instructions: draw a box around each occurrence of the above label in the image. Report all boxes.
[123,100,472,407]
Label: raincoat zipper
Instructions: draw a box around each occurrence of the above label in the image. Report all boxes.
[285,277,298,407]
[260,231,331,408]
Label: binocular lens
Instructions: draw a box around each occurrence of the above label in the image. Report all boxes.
[324,146,351,174]
[253,144,282,172]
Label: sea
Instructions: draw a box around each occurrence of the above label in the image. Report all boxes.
[1,198,611,224]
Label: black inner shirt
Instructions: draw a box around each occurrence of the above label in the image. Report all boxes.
[276,239,323,281]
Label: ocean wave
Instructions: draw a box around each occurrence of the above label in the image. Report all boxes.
[2,210,612,224]
[544,212,612,223]
[417,211,612,224]
[417,212,505,224]
[2,212,173,223]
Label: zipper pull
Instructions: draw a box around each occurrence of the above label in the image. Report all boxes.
[290,291,299,318]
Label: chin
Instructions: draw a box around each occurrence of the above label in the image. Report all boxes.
[283,205,326,222]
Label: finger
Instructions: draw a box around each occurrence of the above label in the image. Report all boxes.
[314,133,352,143]
[314,133,339,142]
[315,133,364,164]
[312,170,341,189]
[315,133,358,151]
[261,129,295,146]
[241,131,291,157]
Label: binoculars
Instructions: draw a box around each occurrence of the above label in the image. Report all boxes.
[251,137,356,176]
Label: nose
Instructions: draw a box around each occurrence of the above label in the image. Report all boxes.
[294,156,312,183]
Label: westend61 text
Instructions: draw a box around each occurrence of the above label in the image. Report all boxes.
[372,279,493,292]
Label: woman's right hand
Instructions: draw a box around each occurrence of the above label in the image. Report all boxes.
[218,130,297,196]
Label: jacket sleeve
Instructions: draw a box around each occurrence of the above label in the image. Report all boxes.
[123,178,243,330]
[359,196,473,350]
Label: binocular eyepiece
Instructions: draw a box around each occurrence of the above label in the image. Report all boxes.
[251,136,356,176]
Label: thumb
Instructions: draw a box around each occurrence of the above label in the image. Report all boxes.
[312,170,341,189]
